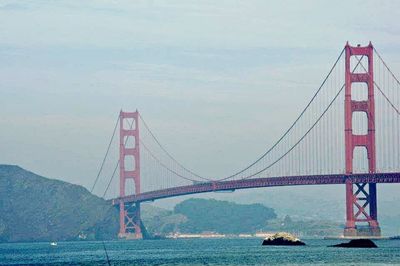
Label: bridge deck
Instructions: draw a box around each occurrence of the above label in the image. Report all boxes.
[112,172,400,205]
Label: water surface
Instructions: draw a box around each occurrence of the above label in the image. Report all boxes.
[1,238,399,265]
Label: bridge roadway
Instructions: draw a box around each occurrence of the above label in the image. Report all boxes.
[112,172,400,205]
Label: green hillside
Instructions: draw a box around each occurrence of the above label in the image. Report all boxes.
[174,198,277,234]
[0,165,119,242]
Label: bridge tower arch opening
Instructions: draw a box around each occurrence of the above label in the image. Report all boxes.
[344,42,381,237]
[118,110,143,239]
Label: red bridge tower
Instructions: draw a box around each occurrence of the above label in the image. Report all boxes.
[118,110,143,239]
[344,42,381,237]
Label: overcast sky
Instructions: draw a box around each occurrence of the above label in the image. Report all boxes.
[1,1,400,203]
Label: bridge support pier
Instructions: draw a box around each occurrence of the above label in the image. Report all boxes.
[344,181,381,237]
[344,42,381,237]
[118,110,143,239]
[118,201,142,239]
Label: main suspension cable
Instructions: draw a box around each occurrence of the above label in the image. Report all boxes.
[243,83,345,179]
[139,113,210,181]
[102,114,134,198]
[102,160,119,198]
[219,54,364,181]
[356,55,400,116]
[374,48,400,87]
[90,115,119,193]
[140,140,201,182]
[217,48,345,181]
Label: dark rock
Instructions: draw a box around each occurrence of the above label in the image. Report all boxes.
[262,232,306,246]
[330,239,377,248]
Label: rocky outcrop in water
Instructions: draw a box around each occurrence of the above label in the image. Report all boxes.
[262,232,305,246]
[330,239,377,248]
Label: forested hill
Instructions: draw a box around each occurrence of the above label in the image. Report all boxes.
[174,198,277,234]
[0,165,119,242]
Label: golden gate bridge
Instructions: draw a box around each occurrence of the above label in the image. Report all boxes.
[91,42,400,239]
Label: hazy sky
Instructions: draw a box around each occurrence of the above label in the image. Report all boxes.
[1,1,400,203]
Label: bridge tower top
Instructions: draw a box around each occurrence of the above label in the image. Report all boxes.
[119,110,140,196]
[344,42,375,174]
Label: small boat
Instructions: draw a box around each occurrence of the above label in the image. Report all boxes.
[50,242,57,246]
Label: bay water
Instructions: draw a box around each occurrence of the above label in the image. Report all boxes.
[1,238,399,265]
